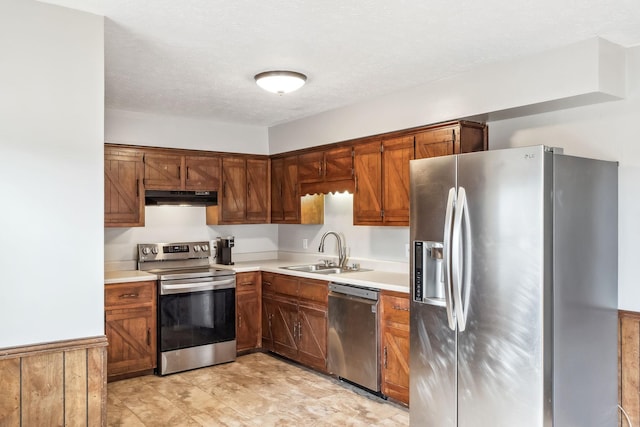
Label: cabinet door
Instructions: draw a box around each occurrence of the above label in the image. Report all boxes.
[298,303,328,372]
[236,271,261,352]
[104,149,144,227]
[143,153,183,190]
[380,293,410,405]
[221,157,246,222]
[262,296,276,351]
[282,156,299,222]
[324,146,353,182]
[270,157,284,222]
[184,155,220,191]
[298,151,324,184]
[246,158,269,222]
[382,136,414,225]
[414,126,456,160]
[353,141,383,224]
[237,292,260,352]
[105,306,156,379]
[271,297,299,361]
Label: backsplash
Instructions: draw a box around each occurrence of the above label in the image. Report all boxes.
[104,193,409,266]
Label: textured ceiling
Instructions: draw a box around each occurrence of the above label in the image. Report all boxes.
[39,0,640,126]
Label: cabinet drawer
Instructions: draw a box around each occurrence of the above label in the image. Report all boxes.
[274,274,298,297]
[298,278,328,305]
[236,271,260,295]
[262,272,275,295]
[381,294,410,324]
[105,281,155,308]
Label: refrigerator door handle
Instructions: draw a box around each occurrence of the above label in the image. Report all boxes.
[452,186,472,332]
[443,187,457,330]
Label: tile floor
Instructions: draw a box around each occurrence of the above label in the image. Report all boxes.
[107,352,409,427]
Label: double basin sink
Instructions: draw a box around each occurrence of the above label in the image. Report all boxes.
[280,263,371,276]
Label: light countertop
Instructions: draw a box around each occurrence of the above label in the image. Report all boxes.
[104,270,157,285]
[213,260,409,294]
[104,259,409,294]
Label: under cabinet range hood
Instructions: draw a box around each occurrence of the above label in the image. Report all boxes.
[144,190,217,206]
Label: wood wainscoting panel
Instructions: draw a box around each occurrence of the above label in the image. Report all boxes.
[620,310,640,427]
[0,358,20,425]
[0,336,107,427]
[22,352,65,426]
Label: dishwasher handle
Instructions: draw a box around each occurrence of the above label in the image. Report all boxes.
[329,282,379,301]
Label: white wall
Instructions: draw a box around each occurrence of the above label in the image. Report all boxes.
[0,1,104,347]
[105,208,278,262]
[489,46,640,311]
[269,38,625,154]
[106,108,269,154]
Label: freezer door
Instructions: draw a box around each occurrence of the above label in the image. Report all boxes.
[456,146,550,427]
[410,155,457,427]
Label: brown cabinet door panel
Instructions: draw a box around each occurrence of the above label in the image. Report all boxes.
[354,141,383,224]
[271,298,299,360]
[221,157,246,222]
[380,293,410,405]
[298,151,324,184]
[104,150,144,227]
[324,146,353,182]
[270,157,284,221]
[282,156,299,222]
[297,304,328,372]
[184,156,220,191]
[105,306,156,377]
[382,136,413,225]
[414,127,456,160]
[246,158,268,222]
[143,153,183,190]
[262,296,275,351]
[237,292,260,352]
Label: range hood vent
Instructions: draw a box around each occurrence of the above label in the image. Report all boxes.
[145,190,217,206]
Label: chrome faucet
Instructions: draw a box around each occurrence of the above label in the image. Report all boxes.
[318,231,347,268]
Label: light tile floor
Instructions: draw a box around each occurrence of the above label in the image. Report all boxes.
[107,352,409,427]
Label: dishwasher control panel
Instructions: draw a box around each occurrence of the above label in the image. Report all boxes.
[328,283,379,300]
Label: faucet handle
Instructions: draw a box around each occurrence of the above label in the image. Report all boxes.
[318,259,334,267]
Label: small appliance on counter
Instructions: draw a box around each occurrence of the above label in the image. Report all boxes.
[215,236,234,265]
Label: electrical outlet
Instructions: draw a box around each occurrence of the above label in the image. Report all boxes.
[405,243,410,258]
[302,239,308,249]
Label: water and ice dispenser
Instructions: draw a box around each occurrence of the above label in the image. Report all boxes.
[413,241,445,303]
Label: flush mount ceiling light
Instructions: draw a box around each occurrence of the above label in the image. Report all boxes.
[254,71,307,94]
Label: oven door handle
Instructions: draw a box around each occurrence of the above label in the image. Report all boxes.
[160,278,236,295]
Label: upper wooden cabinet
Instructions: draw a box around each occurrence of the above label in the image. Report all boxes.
[354,136,414,226]
[104,146,144,227]
[143,152,220,191]
[271,155,299,223]
[208,155,269,224]
[414,121,486,159]
[298,146,354,195]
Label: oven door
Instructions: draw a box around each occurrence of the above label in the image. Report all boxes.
[158,277,236,353]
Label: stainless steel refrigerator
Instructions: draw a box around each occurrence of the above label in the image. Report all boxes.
[409,145,618,426]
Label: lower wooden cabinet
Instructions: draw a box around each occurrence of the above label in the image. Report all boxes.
[235,271,262,353]
[261,272,328,372]
[104,281,157,381]
[380,291,410,405]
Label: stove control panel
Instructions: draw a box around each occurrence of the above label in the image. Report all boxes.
[138,241,212,262]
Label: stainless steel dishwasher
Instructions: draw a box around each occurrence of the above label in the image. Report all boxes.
[327,282,380,393]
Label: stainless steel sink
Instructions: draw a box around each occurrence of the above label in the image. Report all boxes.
[280,264,371,275]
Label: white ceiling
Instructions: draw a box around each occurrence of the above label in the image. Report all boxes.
[40,0,640,127]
